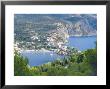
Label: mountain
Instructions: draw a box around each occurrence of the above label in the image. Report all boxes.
[14,14,97,50]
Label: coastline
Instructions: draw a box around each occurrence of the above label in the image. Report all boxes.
[69,34,97,37]
[15,35,96,53]
[19,48,52,53]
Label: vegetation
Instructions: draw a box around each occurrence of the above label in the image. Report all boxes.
[14,14,97,76]
[14,14,97,50]
[14,48,97,76]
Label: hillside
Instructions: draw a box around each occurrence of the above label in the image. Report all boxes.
[14,14,97,50]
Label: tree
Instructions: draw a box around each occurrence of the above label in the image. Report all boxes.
[77,53,85,63]
[14,53,31,76]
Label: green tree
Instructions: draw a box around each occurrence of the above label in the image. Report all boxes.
[14,53,31,76]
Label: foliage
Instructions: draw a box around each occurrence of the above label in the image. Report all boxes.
[14,48,97,76]
[14,52,31,76]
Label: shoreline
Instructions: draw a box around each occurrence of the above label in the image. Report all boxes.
[19,48,52,53]
[69,35,96,37]
[16,35,96,53]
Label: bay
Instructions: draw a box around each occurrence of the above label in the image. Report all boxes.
[66,36,96,51]
[21,36,96,66]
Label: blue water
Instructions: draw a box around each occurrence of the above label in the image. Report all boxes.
[21,51,64,67]
[66,36,96,51]
[21,36,96,66]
